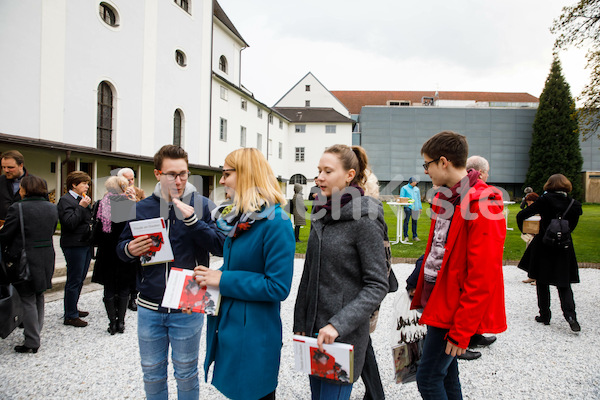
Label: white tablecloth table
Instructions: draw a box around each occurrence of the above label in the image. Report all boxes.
[504,201,515,231]
[387,202,412,245]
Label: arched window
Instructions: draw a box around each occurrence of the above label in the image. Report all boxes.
[289,174,307,185]
[173,109,183,146]
[219,55,228,73]
[175,50,187,67]
[97,81,113,151]
[99,2,119,27]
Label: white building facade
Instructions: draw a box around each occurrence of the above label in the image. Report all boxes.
[0,0,353,201]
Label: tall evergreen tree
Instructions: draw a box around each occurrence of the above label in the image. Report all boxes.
[524,56,584,200]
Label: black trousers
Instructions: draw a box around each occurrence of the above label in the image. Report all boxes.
[362,336,385,400]
[536,283,576,320]
[258,390,275,400]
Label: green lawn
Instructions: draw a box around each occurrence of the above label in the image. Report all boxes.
[293,202,600,264]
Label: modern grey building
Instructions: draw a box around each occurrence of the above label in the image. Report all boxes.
[358,106,538,197]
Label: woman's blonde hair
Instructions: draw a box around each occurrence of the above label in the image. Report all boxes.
[105,176,128,194]
[224,148,286,213]
[363,169,380,198]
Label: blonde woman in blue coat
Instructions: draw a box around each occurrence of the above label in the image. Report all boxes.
[195,148,295,400]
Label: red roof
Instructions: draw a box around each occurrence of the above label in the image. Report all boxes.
[330,91,539,115]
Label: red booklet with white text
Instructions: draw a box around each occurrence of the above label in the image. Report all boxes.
[161,268,221,315]
[129,218,174,266]
[293,335,354,382]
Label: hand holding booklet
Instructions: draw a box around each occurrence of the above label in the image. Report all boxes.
[293,335,354,383]
[161,267,221,315]
[129,218,174,265]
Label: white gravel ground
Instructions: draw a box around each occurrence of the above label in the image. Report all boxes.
[1,260,599,400]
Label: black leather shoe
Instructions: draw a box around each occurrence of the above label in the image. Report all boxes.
[566,316,581,332]
[457,350,481,361]
[64,318,88,327]
[535,315,550,325]
[14,345,38,354]
[128,298,137,312]
[469,334,497,348]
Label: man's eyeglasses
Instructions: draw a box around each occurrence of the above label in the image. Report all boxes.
[422,157,441,171]
[159,170,190,181]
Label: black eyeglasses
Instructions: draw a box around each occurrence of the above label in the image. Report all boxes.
[422,157,441,171]
[159,170,190,181]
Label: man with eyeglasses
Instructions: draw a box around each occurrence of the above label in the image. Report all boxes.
[410,131,507,400]
[117,145,225,400]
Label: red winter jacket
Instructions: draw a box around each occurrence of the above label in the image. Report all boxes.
[410,181,507,349]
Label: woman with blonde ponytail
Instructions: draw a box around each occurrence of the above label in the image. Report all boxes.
[293,144,389,399]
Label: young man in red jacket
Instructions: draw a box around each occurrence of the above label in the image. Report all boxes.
[411,131,507,399]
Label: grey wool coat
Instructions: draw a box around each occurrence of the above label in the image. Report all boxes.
[293,196,389,383]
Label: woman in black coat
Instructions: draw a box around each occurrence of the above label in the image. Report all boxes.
[517,174,583,332]
[91,176,137,334]
[57,171,93,328]
[0,176,58,353]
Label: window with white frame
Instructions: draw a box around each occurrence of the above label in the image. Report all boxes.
[257,133,263,151]
[295,147,305,162]
[240,126,246,147]
[278,142,283,159]
[268,139,273,155]
[279,119,283,129]
[325,125,336,134]
[290,174,307,184]
[220,118,227,141]
[175,50,187,67]
[257,108,263,118]
[305,100,311,107]
[295,124,306,133]
[173,109,183,146]
[220,86,228,101]
[97,81,113,151]
[268,114,273,124]
[305,85,311,91]
[219,55,228,73]
[174,0,190,13]
[99,2,119,27]
[241,99,247,111]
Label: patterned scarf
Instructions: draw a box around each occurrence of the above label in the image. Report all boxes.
[312,184,364,216]
[212,200,264,238]
[97,192,129,233]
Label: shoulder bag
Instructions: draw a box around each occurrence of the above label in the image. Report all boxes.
[3,203,32,282]
[0,252,24,339]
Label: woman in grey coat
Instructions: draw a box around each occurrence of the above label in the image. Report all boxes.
[293,144,389,400]
[0,176,58,353]
[292,183,307,242]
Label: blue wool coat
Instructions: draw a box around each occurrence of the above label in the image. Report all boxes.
[204,204,295,400]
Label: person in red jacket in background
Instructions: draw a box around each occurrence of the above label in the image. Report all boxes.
[411,131,507,400]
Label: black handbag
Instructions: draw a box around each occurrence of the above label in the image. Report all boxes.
[3,203,31,282]
[0,255,24,339]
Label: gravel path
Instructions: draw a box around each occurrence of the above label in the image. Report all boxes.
[1,260,599,399]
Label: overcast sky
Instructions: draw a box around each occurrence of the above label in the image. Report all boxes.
[217,0,590,106]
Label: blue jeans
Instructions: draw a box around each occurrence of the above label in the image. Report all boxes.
[62,246,92,319]
[137,306,204,400]
[403,207,419,239]
[416,326,462,400]
[309,376,353,400]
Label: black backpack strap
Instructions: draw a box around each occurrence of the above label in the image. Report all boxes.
[560,199,575,219]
